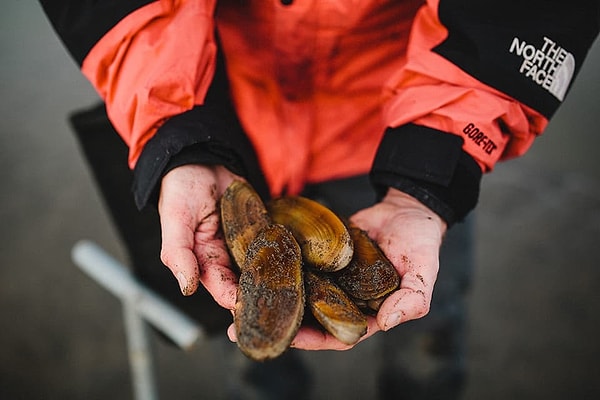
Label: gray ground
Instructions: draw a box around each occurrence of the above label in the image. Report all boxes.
[1,3,599,399]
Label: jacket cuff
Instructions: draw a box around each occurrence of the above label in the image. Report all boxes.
[131,105,269,209]
[370,124,482,226]
[131,44,269,209]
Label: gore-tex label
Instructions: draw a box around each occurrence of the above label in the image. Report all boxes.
[462,123,497,155]
[509,36,575,101]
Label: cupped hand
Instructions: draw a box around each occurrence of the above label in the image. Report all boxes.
[160,170,447,350]
[158,164,243,310]
[286,188,447,350]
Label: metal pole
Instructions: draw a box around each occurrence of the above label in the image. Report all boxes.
[123,300,159,400]
[72,240,207,400]
[71,240,205,349]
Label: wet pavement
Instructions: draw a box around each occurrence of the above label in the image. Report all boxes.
[1,3,599,399]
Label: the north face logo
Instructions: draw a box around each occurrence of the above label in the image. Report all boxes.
[509,36,575,101]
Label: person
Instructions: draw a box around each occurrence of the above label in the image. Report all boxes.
[40,1,599,399]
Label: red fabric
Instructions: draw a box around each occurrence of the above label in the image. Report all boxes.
[382,0,548,172]
[82,0,218,168]
[80,0,548,194]
[216,0,422,195]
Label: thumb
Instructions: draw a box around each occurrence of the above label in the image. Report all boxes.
[159,216,201,296]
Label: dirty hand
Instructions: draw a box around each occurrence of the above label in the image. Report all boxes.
[289,188,447,350]
[158,164,242,310]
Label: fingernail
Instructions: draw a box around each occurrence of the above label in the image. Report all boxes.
[227,324,237,342]
[384,313,401,331]
[176,272,188,294]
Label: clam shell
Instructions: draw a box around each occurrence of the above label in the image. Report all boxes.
[304,270,367,345]
[235,223,305,361]
[334,226,400,301]
[268,196,353,272]
[367,297,387,312]
[220,180,270,269]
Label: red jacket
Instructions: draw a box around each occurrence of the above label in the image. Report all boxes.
[40,0,599,223]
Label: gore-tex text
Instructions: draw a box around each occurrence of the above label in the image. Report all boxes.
[462,123,498,155]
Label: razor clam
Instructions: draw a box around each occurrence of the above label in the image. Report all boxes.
[304,270,367,345]
[268,196,353,272]
[334,225,400,302]
[234,223,305,361]
[220,180,270,268]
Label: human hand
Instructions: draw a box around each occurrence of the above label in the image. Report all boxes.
[287,188,447,350]
[158,164,242,310]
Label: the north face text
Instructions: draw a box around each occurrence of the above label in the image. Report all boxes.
[509,36,575,101]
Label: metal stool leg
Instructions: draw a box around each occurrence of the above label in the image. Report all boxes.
[123,301,158,400]
[72,240,206,399]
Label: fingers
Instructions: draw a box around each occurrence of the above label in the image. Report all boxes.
[196,261,238,310]
[160,201,238,309]
[227,323,357,351]
[349,191,444,333]
[289,318,382,350]
[193,220,238,310]
[289,327,355,351]
[377,288,430,330]
[158,164,239,300]
[160,215,200,296]
[376,232,440,330]
[227,318,383,351]
[379,235,442,332]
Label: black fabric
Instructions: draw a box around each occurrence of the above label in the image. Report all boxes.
[69,103,232,335]
[131,106,270,209]
[39,0,154,65]
[370,124,482,225]
[434,0,600,118]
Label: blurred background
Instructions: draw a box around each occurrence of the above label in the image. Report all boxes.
[1,2,599,399]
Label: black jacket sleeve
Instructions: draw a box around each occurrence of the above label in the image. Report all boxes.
[39,1,268,209]
[131,50,269,209]
[39,0,154,65]
[372,0,600,226]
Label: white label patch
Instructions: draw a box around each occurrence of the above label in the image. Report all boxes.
[509,36,575,101]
